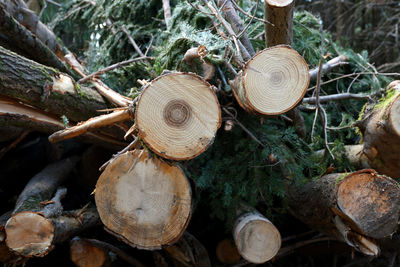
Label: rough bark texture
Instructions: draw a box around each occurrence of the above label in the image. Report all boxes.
[218,0,255,56]
[288,169,400,255]
[264,0,294,47]
[0,6,69,73]
[0,46,107,123]
[263,0,306,138]
[355,80,400,178]
[0,0,62,56]
[95,150,192,250]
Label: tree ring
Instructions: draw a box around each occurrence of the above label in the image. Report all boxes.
[163,100,192,128]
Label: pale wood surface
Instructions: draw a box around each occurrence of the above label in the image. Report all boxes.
[95,150,192,250]
[135,73,221,160]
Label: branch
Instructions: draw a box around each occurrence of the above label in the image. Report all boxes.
[303,93,370,104]
[162,0,172,28]
[78,56,154,84]
[309,55,348,81]
[0,5,69,73]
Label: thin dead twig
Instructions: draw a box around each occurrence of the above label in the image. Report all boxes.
[78,56,153,84]
[230,0,274,25]
[222,107,265,147]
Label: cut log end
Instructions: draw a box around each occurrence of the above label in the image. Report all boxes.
[70,238,108,267]
[216,239,241,264]
[234,45,309,115]
[233,212,281,264]
[135,72,221,160]
[266,0,293,7]
[5,212,54,257]
[95,150,192,250]
[337,170,400,239]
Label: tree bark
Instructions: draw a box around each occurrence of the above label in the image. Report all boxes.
[0,96,127,149]
[4,157,100,258]
[354,80,400,178]
[164,232,211,267]
[230,45,309,116]
[264,0,294,47]
[95,150,192,250]
[0,5,70,73]
[218,0,255,57]
[135,72,221,160]
[233,206,281,264]
[0,46,107,122]
[288,169,400,256]
[0,0,63,56]
[263,0,306,138]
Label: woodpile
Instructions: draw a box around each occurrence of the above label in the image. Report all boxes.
[1,0,400,266]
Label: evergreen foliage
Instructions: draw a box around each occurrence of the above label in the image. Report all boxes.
[45,0,393,225]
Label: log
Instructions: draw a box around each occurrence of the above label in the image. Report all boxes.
[164,232,211,267]
[135,72,221,160]
[0,96,126,149]
[70,237,109,267]
[4,157,101,258]
[263,0,306,138]
[0,5,69,73]
[354,81,400,178]
[95,150,192,250]
[70,237,146,267]
[288,169,400,256]
[264,0,294,47]
[233,208,281,264]
[216,239,241,264]
[0,0,62,56]
[0,46,107,123]
[230,45,309,115]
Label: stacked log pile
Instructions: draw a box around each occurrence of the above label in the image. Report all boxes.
[0,0,399,266]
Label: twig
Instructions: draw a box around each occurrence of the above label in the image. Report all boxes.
[237,0,258,41]
[120,25,151,67]
[311,59,323,140]
[162,0,172,28]
[309,55,348,81]
[222,107,265,147]
[99,136,139,171]
[145,35,154,56]
[307,72,400,91]
[202,0,250,61]
[302,93,370,104]
[78,56,153,84]
[230,0,274,25]
[276,236,336,258]
[0,130,30,160]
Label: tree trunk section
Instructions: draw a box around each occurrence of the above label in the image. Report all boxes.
[230,45,309,115]
[0,46,107,123]
[288,169,400,255]
[70,237,109,267]
[216,239,241,264]
[355,80,400,178]
[4,157,101,258]
[135,72,221,160]
[164,232,211,267]
[95,149,192,250]
[0,5,69,73]
[233,208,281,264]
[264,0,294,47]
